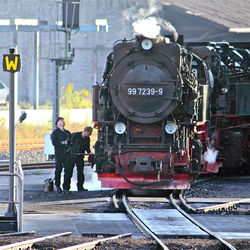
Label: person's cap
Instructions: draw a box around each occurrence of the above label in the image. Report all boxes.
[55,117,64,125]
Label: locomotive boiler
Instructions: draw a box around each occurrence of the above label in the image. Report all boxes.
[93,36,220,189]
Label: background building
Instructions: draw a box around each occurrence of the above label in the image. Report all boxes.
[0,0,249,105]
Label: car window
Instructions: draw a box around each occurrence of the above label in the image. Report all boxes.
[0,82,4,89]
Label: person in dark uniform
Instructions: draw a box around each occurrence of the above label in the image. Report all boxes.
[70,126,93,191]
[51,117,72,194]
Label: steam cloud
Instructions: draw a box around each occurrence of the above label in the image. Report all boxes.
[123,0,178,39]
[132,17,161,38]
[203,147,218,164]
[123,0,162,21]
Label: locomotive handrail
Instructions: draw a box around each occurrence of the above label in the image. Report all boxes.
[0,160,24,232]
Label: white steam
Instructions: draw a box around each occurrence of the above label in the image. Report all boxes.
[132,17,178,40]
[123,0,178,39]
[132,17,161,38]
[123,0,161,21]
[203,147,218,164]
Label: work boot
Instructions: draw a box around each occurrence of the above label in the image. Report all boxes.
[78,187,88,192]
[63,190,72,194]
[56,187,62,193]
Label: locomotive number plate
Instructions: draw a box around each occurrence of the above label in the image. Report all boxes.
[127,87,163,96]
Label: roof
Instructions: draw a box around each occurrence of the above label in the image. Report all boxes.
[162,0,250,28]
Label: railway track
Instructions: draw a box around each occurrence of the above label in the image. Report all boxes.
[169,191,237,250]
[0,232,131,249]
[181,194,250,214]
[0,139,44,151]
[121,194,169,250]
[0,161,90,172]
[182,177,250,215]
[113,191,238,250]
[0,232,72,250]
[0,162,55,172]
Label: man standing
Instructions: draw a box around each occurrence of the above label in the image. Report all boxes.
[70,126,93,191]
[51,117,72,194]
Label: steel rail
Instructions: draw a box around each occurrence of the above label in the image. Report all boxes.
[0,231,35,237]
[169,192,237,250]
[0,232,72,250]
[180,192,250,214]
[194,198,250,213]
[182,177,250,214]
[121,194,169,250]
[0,162,55,172]
[60,233,132,250]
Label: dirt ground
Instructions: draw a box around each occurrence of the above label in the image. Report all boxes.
[0,235,250,249]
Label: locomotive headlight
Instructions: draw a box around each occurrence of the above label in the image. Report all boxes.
[141,39,153,50]
[114,122,126,134]
[165,122,177,134]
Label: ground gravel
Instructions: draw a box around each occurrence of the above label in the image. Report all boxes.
[185,176,250,198]
[1,150,250,249]
[0,150,44,164]
[0,236,250,249]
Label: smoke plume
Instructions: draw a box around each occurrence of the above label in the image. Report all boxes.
[123,0,162,22]
[132,17,161,38]
[123,0,178,39]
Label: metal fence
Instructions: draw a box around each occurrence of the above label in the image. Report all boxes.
[0,161,24,232]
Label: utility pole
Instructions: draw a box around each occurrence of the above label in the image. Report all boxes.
[33,31,39,109]
[3,48,21,218]
[51,0,79,129]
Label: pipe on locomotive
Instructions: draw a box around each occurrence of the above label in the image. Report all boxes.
[108,161,176,187]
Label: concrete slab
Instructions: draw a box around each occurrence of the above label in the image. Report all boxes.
[217,232,250,239]
[192,214,250,235]
[133,209,208,238]
[23,213,144,238]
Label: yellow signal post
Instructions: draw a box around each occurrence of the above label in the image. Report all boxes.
[3,53,21,72]
[2,48,21,223]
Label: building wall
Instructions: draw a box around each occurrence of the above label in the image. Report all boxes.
[0,0,135,104]
[0,0,249,105]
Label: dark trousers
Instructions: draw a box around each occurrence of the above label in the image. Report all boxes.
[54,152,73,191]
[71,155,85,189]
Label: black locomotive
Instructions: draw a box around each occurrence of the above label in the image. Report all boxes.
[92,35,250,189]
[188,41,250,174]
[92,35,221,189]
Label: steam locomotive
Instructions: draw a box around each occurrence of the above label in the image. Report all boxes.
[188,41,250,174]
[92,35,250,189]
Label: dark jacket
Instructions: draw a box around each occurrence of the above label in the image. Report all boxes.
[70,132,91,156]
[51,128,71,157]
